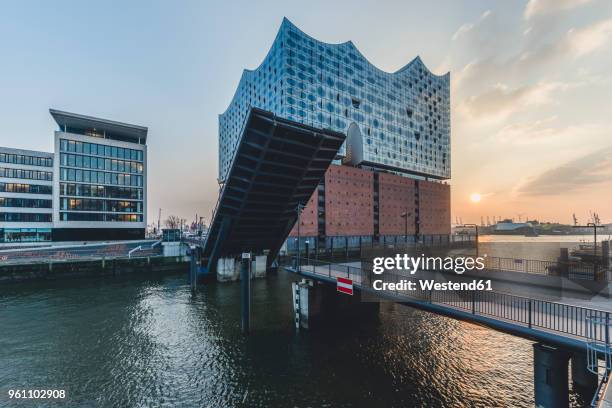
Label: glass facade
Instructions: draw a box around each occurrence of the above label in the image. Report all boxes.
[58,138,144,223]
[219,18,450,181]
[0,228,52,243]
[0,213,52,222]
[0,182,52,195]
[0,152,53,167]
[0,167,53,181]
[0,149,53,232]
[0,197,52,208]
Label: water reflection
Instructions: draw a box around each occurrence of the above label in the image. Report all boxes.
[0,271,589,407]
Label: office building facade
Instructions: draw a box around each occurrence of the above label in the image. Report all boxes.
[0,110,147,244]
[51,109,147,241]
[0,147,54,243]
[219,18,451,248]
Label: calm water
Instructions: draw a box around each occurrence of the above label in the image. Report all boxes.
[0,270,590,407]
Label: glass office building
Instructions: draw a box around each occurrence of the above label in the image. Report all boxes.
[219,18,450,182]
[0,110,148,245]
[0,147,54,243]
[51,109,148,241]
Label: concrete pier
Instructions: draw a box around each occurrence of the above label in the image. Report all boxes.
[533,343,570,408]
[571,352,598,394]
[291,280,379,329]
[253,255,267,278]
[216,255,268,282]
[216,257,238,282]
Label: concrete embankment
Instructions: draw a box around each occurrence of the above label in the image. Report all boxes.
[0,256,189,283]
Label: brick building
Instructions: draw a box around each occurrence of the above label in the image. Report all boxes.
[288,164,450,249]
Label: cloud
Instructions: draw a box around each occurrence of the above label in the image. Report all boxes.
[496,116,558,143]
[565,18,612,57]
[460,82,569,121]
[524,0,593,20]
[495,121,612,147]
[517,146,612,196]
[452,18,612,92]
[452,10,491,41]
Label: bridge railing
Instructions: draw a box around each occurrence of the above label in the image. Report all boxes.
[287,241,610,282]
[482,256,609,281]
[291,256,612,343]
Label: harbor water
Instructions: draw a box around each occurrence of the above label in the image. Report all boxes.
[0,266,591,407]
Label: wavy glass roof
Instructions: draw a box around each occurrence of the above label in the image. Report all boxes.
[219,18,451,181]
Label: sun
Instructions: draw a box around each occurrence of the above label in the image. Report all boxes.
[470,193,482,203]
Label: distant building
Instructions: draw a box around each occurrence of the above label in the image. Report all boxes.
[219,19,451,249]
[0,109,147,244]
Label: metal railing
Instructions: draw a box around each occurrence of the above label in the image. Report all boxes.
[587,315,612,407]
[285,244,612,282]
[483,256,610,281]
[290,257,612,343]
[0,241,163,265]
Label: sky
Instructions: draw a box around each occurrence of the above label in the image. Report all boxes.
[0,0,611,226]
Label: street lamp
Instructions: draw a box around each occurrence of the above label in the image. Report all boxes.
[296,203,304,271]
[462,223,479,257]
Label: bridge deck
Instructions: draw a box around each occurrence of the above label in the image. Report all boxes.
[201,109,345,273]
[290,261,612,353]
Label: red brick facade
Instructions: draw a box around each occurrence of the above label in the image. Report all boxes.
[379,172,417,235]
[292,188,318,237]
[289,164,450,238]
[419,180,451,235]
[324,165,373,236]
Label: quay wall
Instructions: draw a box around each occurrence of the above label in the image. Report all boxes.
[0,256,189,283]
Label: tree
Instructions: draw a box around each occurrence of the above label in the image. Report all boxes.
[164,215,182,229]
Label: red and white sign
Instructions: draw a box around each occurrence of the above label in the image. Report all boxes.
[337,277,353,296]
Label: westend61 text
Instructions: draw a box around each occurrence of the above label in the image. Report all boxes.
[372,279,493,292]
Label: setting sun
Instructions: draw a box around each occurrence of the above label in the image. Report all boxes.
[470,193,482,203]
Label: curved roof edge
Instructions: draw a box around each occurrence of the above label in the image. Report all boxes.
[220,17,449,117]
[219,19,287,118]
[281,18,448,79]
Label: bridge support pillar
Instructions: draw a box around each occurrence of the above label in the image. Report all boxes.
[253,255,267,278]
[217,257,238,282]
[240,254,251,334]
[533,343,570,408]
[292,279,322,329]
[292,280,378,329]
[570,352,598,394]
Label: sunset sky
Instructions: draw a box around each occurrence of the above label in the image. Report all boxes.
[0,0,611,226]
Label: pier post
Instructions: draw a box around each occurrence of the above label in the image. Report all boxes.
[533,343,570,408]
[291,279,322,329]
[570,352,598,394]
[602,240,610,269]
[240,253,251,334]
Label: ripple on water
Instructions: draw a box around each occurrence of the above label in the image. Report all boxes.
[0,272,590,407]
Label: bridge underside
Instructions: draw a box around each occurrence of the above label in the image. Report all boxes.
[202,108,346,273]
